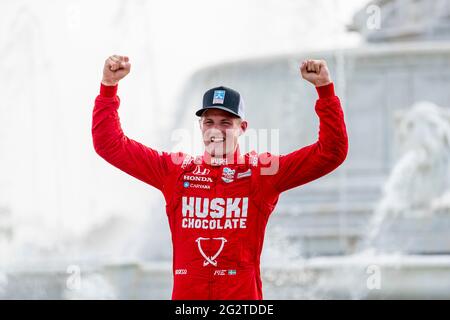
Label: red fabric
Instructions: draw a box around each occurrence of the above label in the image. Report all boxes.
[316,82,335,98]
[92,82,348,299]
[99,83,118,97]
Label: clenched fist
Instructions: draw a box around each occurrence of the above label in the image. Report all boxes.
[300,59,332,87]
[102,55,131,86]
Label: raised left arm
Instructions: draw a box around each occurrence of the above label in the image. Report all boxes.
[261,60,348,193]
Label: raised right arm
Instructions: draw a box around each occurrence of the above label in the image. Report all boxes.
[92,55,180,190]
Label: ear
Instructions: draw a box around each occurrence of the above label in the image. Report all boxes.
[239,120,248,136]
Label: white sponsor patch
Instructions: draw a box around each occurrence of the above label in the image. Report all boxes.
[182,197,248,218]
[222,167,235,183]
[175,269,188,275]
[214,270,227,276]
[211,158,228,166]
[181,196,248,230]
[183,175,213,183]
[237,169,251,179]
[212,90,225,104]
[184,182,210,190]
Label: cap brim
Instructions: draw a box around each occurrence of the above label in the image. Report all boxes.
[195,106,242,118]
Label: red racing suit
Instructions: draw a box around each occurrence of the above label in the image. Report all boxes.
[92,82,348,300]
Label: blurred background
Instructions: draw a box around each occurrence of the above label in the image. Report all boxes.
[1,0,450,299]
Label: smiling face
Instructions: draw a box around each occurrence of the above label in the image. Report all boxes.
[199,108,248,157]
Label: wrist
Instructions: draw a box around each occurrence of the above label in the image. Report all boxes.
[314,78,332,87]
[101,79,119,86]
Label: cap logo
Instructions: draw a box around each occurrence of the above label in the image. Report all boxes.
[212,90,225,104]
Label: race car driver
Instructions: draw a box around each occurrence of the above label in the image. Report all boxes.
[92,55,348,300]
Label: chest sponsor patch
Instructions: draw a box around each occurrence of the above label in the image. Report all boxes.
[183,175,213,183]
[222,167,235,183]
[181,196,248,230]
[237,169,251,179]
[183,181,211,190]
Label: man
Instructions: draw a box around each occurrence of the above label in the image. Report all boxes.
[92,55,348,300]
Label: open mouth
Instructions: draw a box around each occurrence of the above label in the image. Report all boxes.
[210,137,225,143]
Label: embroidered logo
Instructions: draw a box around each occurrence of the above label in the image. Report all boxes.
[237,169,252,179]
[196,237,227,267]
[213,90,225,104]
[193,165,210,175]
[222,167,235,183]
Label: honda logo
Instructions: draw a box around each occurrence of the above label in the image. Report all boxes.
[193,165,210,176]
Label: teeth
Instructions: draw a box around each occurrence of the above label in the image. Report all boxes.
[211,137,225,142]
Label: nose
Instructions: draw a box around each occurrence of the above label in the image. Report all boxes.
[204,127,224,136]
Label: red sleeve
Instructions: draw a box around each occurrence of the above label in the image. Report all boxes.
[261,83,348,193]
[92,83,182,191]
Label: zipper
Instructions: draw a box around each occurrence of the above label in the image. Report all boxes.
[209,165,219,300]
[208,166,217,300]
